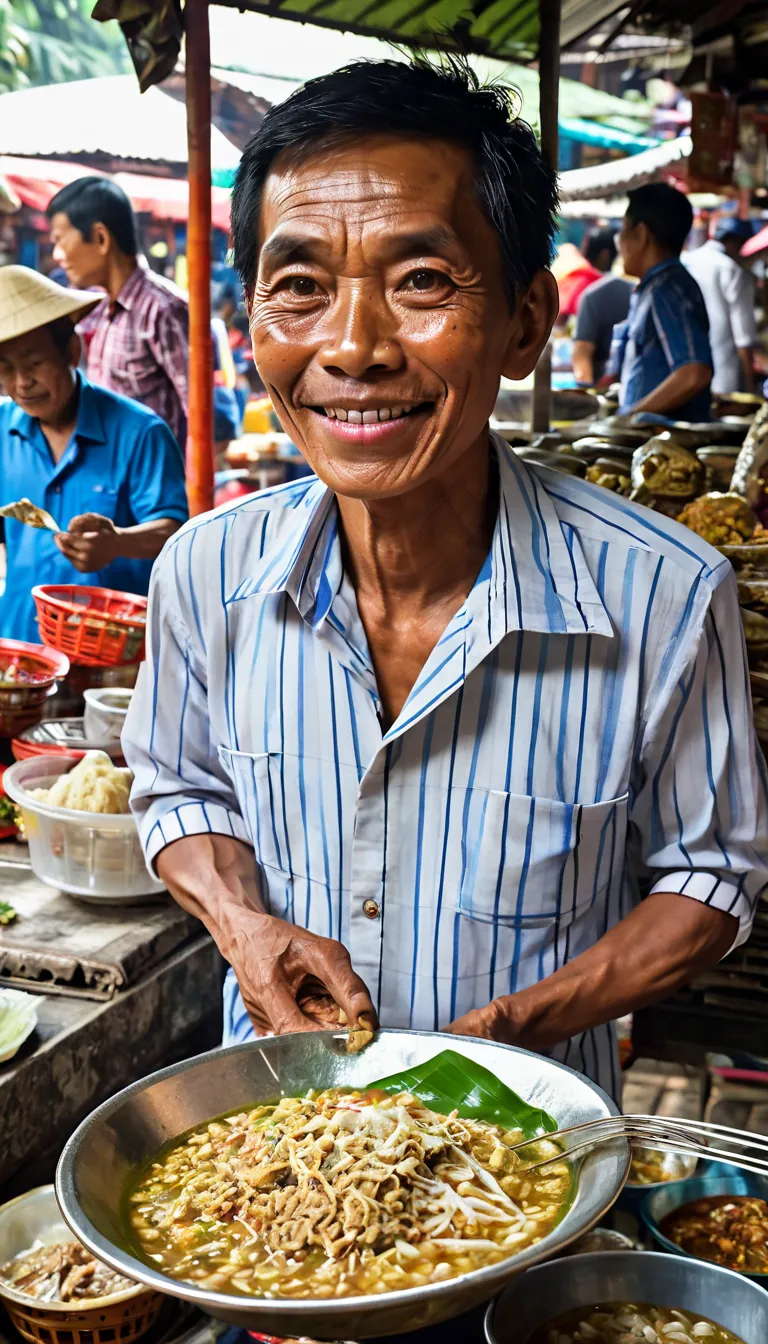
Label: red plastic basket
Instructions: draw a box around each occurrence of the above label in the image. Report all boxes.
[32,585,148,668]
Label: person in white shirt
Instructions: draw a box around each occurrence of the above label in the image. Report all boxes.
[683,219,756,395]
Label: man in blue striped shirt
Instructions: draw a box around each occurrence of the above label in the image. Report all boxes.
[123,60,768,1099]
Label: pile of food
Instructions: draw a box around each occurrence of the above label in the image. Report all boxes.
[661,1194,768,1274]
[528,1303,744,1344]
[30,751,132,814]
[0,1240,136,1303]
[128,1088,570,1299]
[676,494,756,547]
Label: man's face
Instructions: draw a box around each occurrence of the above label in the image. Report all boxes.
[0,328,76,422]
[49,211,107,289]
[618,214,645,279]
[248,135,556,499]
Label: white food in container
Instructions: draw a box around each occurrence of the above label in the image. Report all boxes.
[3,755,164,904]
[0,989,38,1063]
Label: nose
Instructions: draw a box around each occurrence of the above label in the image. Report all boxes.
[317,282,404,380]
[51,240,66,266]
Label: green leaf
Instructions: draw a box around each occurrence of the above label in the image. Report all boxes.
[0,899,16,925]
[368,1049,557,1141]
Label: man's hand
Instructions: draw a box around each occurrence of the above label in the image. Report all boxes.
[155,834,378,1038]
[225,908,378,1036]
[55,514,121,573]
[448,998,519,1044]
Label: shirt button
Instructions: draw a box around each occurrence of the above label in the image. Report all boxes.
[362,899,380,920]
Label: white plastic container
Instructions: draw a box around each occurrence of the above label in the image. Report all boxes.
[4,756,164,903]
[82,686,133,744]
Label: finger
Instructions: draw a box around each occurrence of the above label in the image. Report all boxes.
[320,950,379,1031]
[266,982,326,1036]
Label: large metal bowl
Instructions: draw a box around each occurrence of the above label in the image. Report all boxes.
[56,1030,629,1340]
[485,1250,768,1343]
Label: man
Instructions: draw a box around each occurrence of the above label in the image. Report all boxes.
[0,267,188,642]
[614,183,713,420]
[683,219,757,396]
[47,178,189,448]
[572,241,634,386]
[123,60,768,1098]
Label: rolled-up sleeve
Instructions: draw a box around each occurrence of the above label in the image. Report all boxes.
[630,565,768,947]
[123,540,251,870]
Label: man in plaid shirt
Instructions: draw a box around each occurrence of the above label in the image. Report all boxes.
[47,178,189,449]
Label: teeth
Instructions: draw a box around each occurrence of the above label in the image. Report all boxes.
[323,406,416,422]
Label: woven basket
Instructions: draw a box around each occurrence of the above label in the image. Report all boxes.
[31,587,147,668]
[5,1287,164,1344]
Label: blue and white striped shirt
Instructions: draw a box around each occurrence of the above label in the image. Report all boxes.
[124,435,768,1100]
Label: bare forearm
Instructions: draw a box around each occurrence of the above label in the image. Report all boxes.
[572,340,595,386]
[451,892,737,1049]
[156,832,266,956]
[738,347,756,396]
[116,518,182,561]
[509,894,735,1049]
[630,363,711,416]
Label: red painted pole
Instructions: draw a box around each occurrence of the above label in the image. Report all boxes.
[185,0,214,516]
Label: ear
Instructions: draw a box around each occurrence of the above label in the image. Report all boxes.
[92,222,111,255]
[502,269,559,381]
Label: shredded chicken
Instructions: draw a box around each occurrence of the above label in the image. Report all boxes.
[129,1089,570,1299]
[0,1241,136,1303]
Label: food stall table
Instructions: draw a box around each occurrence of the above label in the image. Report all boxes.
[0,846,222,1199]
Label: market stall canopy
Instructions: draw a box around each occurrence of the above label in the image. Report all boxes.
[0,155,232,231]
[201,10,651,127]
[0,76,241,176]
[559,133,691,203]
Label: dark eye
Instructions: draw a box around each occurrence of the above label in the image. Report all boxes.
[286,276,319,297]
[406,269,442,291]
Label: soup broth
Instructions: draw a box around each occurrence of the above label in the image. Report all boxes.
[526,1302,745,1344]
[127,1088,571,1299]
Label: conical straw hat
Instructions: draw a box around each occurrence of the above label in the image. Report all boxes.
[0,265,100,345]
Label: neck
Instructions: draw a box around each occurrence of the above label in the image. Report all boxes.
[337,428,496,613]
[638,247,675,280]
[104,251,138,303]
[40,377,79,456]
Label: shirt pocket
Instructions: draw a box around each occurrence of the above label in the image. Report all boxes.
[457,790,628,930]
[216,746,277,864]
[87,483,120,521]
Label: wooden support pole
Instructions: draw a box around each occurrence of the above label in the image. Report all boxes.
[532,0,561,435]
[185,0,214,516]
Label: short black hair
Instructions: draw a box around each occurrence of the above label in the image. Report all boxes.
[625,183,693,257]
[232,58,558,308]
[583,227,616,267]
[47,177,138,257]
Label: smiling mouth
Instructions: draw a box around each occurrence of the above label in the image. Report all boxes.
[306,402,435,442]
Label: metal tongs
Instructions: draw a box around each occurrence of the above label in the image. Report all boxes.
[509,1113,768,1178]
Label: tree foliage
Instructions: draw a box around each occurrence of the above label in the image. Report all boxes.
[0,0,128,92]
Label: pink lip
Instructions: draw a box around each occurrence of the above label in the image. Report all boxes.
[309,409,427,444]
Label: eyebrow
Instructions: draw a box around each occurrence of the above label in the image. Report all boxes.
[259,225,463,273]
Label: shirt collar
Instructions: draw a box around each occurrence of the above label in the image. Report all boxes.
[638,257,680,290]
[228,434,612,640]
[7,371,107,448]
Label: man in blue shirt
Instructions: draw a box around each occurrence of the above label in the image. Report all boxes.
[0,266,188,643]
[614,184,712,420]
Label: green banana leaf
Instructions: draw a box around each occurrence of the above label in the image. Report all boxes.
[368,1049,556,1141]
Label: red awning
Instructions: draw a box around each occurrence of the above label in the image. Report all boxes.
[0,156,231,232]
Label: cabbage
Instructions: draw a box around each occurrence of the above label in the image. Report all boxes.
[0,988,39,1062]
